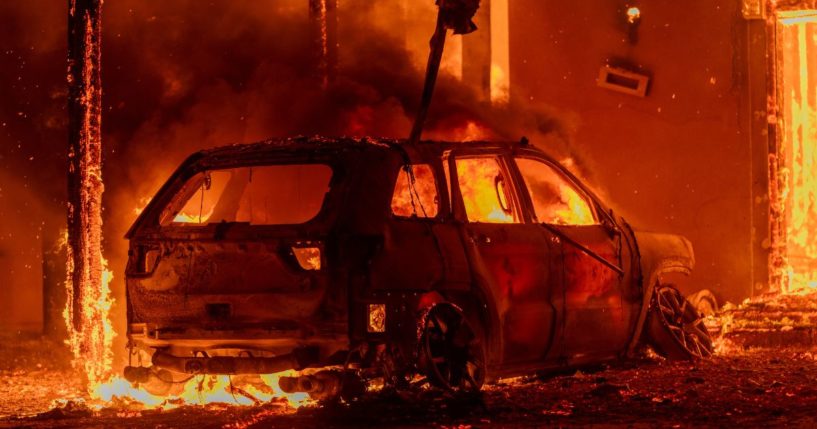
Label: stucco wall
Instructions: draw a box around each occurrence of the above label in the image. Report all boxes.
[508,0,756,303]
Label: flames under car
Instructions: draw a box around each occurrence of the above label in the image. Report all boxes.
[123,136,712,399]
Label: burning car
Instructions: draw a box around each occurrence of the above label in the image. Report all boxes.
[123,136,712,399]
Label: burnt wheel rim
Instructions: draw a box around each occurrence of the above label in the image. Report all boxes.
[421,304,486,392]
[654,286,713,358]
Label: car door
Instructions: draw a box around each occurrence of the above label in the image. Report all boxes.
[513,154,629,361]
[448,150,558,366]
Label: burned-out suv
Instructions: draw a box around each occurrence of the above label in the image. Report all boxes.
[124,136,712,398]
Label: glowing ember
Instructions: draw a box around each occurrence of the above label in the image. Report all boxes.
[66,0,113,393]
[89,372,310,410]
[292,246,322,270]
[61,231,114,390]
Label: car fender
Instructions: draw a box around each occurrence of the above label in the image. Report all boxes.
[625,231,695,357]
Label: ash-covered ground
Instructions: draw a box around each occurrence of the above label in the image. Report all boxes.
[1,331,817,428]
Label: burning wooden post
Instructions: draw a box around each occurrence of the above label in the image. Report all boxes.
[66,0,112,386]
[309,0,338,88]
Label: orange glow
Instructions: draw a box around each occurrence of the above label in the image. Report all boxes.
[456,157,516,223]
[490,0,510,103]
[61,229,115,395]
[367,303,387,333]
[447,121,493,141]
[773,11,817,295]
[88,371,311,409]
[554,186,596,226]
[516,158,596,226]
[626,7,641,24]
[59,220,312,410]
[173,209,215,224]
[292,246,322,270]
[391,164,439,218]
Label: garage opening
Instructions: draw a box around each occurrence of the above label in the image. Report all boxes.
[774,10,817,294]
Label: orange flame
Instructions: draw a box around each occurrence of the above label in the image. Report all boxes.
[62,194,313,409]
[456,157,516,223]
[60,229,115,392]
[772,12,817,295]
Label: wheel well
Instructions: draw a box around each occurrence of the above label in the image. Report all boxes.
[434,289,500,363]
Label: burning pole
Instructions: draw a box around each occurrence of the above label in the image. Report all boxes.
[66,0,113,387]
[409,0,480,143]
[309,0,338,89]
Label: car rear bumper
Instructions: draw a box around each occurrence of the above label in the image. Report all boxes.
[128,322,348,355]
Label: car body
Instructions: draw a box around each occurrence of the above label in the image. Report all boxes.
[124,136,710,395]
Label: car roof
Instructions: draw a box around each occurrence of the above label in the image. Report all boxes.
[190,136,534,168]
[126,136,561,238]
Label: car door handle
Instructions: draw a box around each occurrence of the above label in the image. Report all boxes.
[471,233,491,244]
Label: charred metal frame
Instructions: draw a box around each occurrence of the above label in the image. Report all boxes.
[125,136,696,381]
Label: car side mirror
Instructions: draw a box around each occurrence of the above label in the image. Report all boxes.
[601,216,620,237]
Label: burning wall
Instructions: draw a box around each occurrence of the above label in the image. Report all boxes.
[772,10,817,295]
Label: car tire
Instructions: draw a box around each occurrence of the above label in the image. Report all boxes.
[417,303,487,392]
[646,284,714,360]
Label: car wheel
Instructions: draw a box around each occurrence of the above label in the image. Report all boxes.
[418,303,486,392]
[646,284,714,360]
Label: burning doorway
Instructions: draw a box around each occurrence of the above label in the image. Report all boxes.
[773,10,817,295]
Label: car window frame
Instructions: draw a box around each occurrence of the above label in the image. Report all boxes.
[510,151,603,227]
[158,161,337,232]
[389,162,445,221]
[446,148,532,225]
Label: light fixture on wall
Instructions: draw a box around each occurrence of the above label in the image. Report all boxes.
[626,6,641,24]
[624,5,641,44]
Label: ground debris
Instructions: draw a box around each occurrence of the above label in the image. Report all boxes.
[1,342,817,427]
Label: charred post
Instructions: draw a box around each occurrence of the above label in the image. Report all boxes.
[66,0,107,381]
[309,0,338,88]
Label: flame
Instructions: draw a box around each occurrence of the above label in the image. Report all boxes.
[59,221,311,410]
[292,246,322,270]
[134,195,217,224]
[173,208,215,224]
[551,184,596,226]
[90,372,310,410]
[132,196,152,217]
[391,164,439,217]
[772,12,817,295]
[61,229,115,391]
[516,157,596,226]
[456,157,515,223]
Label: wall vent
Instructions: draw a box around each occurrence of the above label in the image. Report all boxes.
[597,66,649,97]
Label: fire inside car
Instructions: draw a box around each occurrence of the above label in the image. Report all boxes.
[121,137,710,400]
[3,1,817,427]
